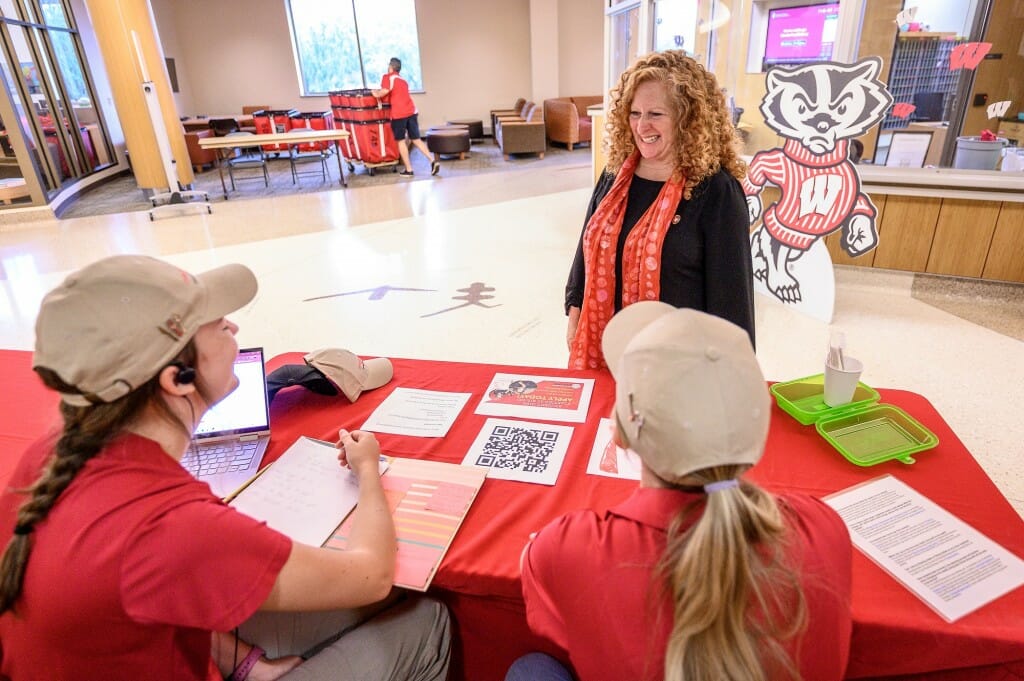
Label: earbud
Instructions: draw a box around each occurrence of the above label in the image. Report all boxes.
[170,362,196,385]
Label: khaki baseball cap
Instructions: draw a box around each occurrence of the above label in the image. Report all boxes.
[303,348,393,403]
[33,255,257,407]
[601,302,769,484]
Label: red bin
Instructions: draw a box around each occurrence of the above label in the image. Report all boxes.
[251,108,297,152]
[287,111,334,152]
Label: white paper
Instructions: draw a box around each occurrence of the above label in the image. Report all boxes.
[361,388,471,437]
[474,373,595,423]
[461,418,574,486]
[824,475,1024,622]
[230,437,386,547]
[585,417,641,480]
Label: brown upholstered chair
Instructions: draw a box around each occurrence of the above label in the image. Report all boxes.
[495,103,546,160]
[184,129,218,172]
[489,98,528,136]
[543,96,602,150]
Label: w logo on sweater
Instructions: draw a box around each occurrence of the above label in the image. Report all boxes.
[798,175,843,218]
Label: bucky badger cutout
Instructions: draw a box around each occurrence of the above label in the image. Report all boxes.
[744,57,892,305]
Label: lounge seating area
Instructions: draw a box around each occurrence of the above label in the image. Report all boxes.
[492,100,546,160]
[543,96,601,150]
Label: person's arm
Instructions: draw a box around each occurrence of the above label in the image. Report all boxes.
[565,170,615,317]
[702,172,757,348]
[565,306,581,351]
[259,428,396,611]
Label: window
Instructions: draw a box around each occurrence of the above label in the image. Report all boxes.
[287,0,424,95]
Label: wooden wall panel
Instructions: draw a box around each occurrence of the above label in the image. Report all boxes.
[871,196,941,271]
[982,202,1024,283]
[825,193,886,267]
[926,199,1000,277]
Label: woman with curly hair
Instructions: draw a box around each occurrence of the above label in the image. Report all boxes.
[565,51,755,370]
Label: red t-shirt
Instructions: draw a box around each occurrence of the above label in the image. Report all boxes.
[522,488,852,681]
[0,433,292,680]
[380,72,417,119]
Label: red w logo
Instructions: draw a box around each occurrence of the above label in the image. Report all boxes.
[892,103,916,119]
[949,42,992,70]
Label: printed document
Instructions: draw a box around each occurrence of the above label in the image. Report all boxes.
[361,388,471,437]
[824,475,1024,622]
[474,373,595,423]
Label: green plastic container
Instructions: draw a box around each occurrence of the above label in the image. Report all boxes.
[770,374,880,425]
[771,374,938,466]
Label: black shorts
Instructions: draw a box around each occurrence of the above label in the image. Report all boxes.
[390,114,421,141]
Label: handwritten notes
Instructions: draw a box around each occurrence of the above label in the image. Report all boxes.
[230,437,382,547]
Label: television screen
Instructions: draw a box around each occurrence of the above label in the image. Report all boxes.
[763,2,840,69]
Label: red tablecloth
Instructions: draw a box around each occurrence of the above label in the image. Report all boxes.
[2,349,1022,681]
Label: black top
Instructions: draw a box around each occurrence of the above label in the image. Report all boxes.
[565,167,756,347]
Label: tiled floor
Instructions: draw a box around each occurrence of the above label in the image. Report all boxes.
[1,157,1021,518]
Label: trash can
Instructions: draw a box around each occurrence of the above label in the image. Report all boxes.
[953,136,1008,170]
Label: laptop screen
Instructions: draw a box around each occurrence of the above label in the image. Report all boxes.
[194,347,270,438]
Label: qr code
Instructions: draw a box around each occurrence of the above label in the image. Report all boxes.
[475,425,559,473]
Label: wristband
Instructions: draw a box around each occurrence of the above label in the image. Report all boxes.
[228,645,264,681]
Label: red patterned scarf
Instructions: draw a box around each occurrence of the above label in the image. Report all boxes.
[569,151,684,370]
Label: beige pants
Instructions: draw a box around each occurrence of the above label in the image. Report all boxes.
[238,594,451,681]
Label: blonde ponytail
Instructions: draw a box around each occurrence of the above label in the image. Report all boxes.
[659,465,807,681]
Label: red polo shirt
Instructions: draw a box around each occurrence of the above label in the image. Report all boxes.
[0,433,292,680]
[380,72,416,119]
[522,488,852,681]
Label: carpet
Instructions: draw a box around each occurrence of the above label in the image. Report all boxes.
[60,140,592,219]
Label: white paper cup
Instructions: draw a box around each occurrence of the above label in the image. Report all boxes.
[824,357,863,407]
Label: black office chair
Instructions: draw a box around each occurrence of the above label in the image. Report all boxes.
[286,129,331,184]
[223,131,269,190]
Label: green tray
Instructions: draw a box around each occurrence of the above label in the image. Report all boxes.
[770,374,880,425]
[815,404,939,466]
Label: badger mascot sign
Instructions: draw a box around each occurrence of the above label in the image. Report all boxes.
[743,57,892,320]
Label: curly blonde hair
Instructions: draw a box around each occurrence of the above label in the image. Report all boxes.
[605,50,746,199]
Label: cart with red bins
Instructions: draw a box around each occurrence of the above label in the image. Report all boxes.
[329,89,400,175]
[252,108,298,153]
[286,111,335,152]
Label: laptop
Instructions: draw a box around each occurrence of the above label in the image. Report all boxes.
[180,347,271,499]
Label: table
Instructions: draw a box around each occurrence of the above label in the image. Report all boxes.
[198,129,350,197]
[259,353,1024,681]
[0,178,29,204]
[181,114,254,132]
[1,350,1021,680]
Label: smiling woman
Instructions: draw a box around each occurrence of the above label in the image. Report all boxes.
[564,50,755,371]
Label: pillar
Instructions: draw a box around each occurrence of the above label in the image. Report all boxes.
[82,0,193,189]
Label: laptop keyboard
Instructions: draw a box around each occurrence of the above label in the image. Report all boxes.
[181,441,260,478]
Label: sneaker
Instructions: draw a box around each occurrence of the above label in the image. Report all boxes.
[398,169,414,177]
[431,161,440,176]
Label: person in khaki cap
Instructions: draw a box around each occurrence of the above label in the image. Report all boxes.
[510,303,852,681]
[0,255,450,681]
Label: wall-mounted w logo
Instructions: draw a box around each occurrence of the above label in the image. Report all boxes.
[798,175,842,217]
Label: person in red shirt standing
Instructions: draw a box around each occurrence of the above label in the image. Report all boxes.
[512,303,853,681]
[373,57,439,178]
[0,255,451,681]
